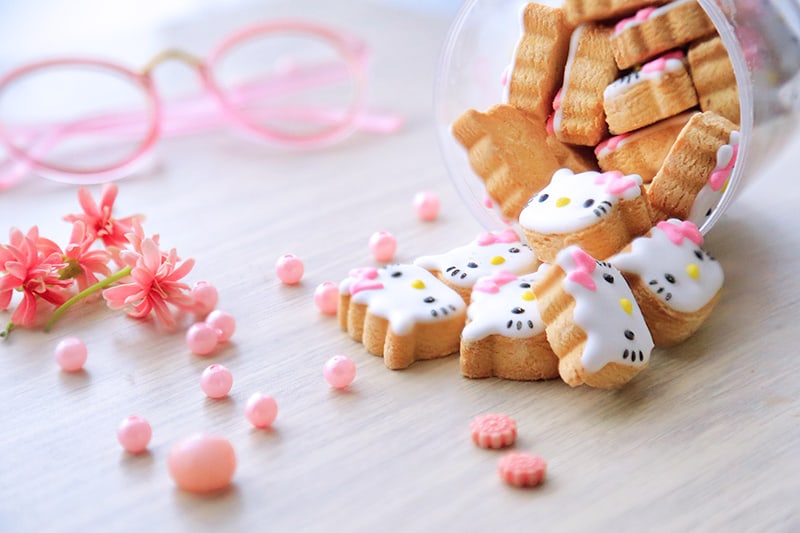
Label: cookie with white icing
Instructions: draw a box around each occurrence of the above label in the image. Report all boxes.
[414,229,540,304]
[460,270,558,381]
[518,168,652,264]
[609,219,723,346]
[338,264,466,370]
[563,0,670,27]
[534,245,654,389]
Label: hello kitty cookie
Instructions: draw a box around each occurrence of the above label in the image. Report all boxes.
[518,168,652,264]
[460,270,558,381]
[534,246,654,389]
[414,229,539,304]
[610,219,723,346]
[338,264,466,370]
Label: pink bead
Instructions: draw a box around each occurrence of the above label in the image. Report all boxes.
[186,322,218,356]
[413,191,440,221]
[275,253,304,285]
[190,281,219,317]
[168,434,237,493]
[368,231,397,263]
[200,364,233,399]
[313,282,339,315]
[245,392,279,429]
[54,337,87,372]
[117,415,152,454]
[323,355,356,389]
[205,310,236,342]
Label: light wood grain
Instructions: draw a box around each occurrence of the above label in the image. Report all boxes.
[1,2,799,532]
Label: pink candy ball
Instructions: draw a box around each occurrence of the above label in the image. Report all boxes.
[206,310,236,342]
[313,282,339,315]
[186,322,219,356]
[368,231,397,263]
[54,337,88,372]
[276,253,304,285]
[117,415,152,454]
[168,434,237,493]
[323,355,356,389]
[245,392,279,429]
[201,364,233,399]
[191,281,219,317]
[413,191,440,221]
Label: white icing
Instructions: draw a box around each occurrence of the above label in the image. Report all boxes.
[603,56,685,100]
[519,168,643,234]
[609,220,724,313]
[339,264,465,336]
[556,246,653,373]
[688,130,740,226]
[614,0,693,35]
[594,112,695,159]
[413,232,539,289]
[462,273,545,342]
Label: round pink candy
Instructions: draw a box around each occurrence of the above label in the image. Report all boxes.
[186,322,218,356]
[190,281,219,317]
[413,191,440,221]
[54,337,87,372]
[313,282,339,315]
[205,310,235,342]
[201,364,233,399]
[275,253,304,285]
[245,392,278,429]
[323,355,356,389]
[368,231,397,263]
[117,415,152,454]
[168,434,236,493]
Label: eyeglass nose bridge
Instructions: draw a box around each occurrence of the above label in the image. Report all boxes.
[140,48,204,76]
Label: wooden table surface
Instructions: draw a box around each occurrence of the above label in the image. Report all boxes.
[1,1,799,531]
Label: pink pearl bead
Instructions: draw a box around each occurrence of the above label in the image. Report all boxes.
[117,415,152,454]
[168,434,236,493]
[413,191,440,221]
[54,337,87,372]
[201,364,233,399]
[313,282,339,315]
[275,253,304,285]
[190,281,219,317]
[323,355,356,389]
[245,392,279,429]
[186,322,218,356]
[368,231,397,263]
[205,310,236,342]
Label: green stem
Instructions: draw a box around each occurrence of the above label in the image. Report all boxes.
[45,265,132,332]
[0,322,13,340]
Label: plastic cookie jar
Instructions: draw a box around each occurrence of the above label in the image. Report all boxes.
[435,0,800,233]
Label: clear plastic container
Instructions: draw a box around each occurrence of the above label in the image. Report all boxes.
[435,0,800,233]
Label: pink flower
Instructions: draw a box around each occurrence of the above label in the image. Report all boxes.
[62,221,112,291]
[0,227,73,327]
[63,184,144,248]
[103,237,195,329]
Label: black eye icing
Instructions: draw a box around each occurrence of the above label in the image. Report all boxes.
[665,273,676,284]
[511,307,525,314]
[391,271,402,278]
[624,329,635,340]
[467,262,478,268]
[603,273,614,284]
[424,296,435,303]
[519,282,531,288]
[583,199,595,208]
[508,247,520,254]
[538,193,549,203]
[694,250,704,261]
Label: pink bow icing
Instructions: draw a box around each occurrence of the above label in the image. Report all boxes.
[594,170,638,196]
[473,270,518,294]
[657,220,703,246]
[709,143,738,191]
[594,133,629,156]
[566,248,597,291]
[641,50,684,74]
[348,267,384,295]
[614,6,656,34]
[476,228,519,247]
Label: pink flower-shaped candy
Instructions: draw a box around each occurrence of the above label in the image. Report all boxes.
[470,413,517,449]
[498,452,547,488]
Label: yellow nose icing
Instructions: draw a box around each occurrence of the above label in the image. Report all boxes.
[410,280,425,289]
[620,298,633,315]
[686,263,700,280]
[490,256,505,265]
[521,290,535,301]
[555,197,571,208]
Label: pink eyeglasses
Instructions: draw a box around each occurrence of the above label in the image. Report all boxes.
[0,20,403,188]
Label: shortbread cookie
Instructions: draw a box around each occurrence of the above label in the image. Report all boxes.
[534,246,654,388]
[688,35,740,124]
[460,270,559,381]
[546,114,600,171]
[595,111,695,182]
[452,104,561,220]
[686,130,738,227]
[611,0,716,70]
[604,51,698,134]
[563,0,669,27]
[338,264,466,370]
[414,229,539,304]
[553,23,618,146]
[506,3,571,120]
[610,219,723,346]
[518,168,652,264]
[648,111,738,223]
